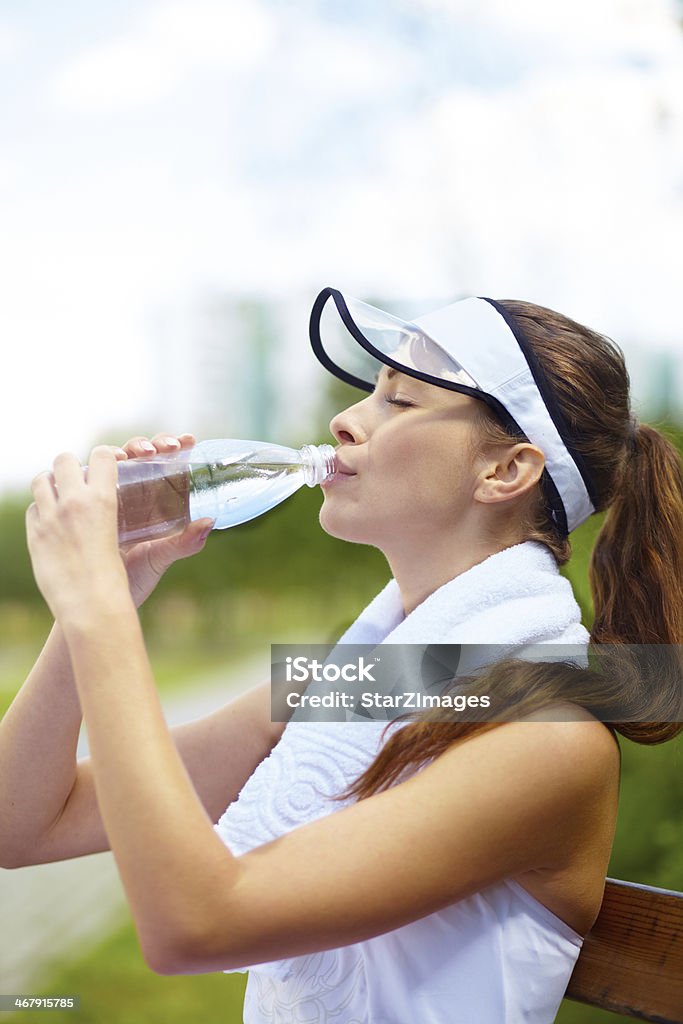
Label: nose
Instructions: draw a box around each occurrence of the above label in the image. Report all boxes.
[329,397,370,446]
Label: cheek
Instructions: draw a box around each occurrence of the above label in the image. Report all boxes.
[370,433,467,498]
[367,434,423,480]
[383,444,476,528]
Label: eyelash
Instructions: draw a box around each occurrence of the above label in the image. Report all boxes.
[384,396,414,409]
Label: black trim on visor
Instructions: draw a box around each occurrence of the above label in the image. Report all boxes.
[310,286,532,431]
[309,288,375,394]
[309,287,577,537]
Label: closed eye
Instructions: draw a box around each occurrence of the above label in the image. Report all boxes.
[384,396,415,408]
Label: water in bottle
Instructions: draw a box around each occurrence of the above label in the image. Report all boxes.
[114,439,336,546]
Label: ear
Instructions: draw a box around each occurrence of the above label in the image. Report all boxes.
[473,443,545,506]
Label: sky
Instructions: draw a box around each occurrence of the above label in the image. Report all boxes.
[2,0,683,492]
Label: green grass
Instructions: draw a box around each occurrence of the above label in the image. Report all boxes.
[0,643,230,720]
[17,916,247,1024]
[3,933,637,1024]
[0,645,43,718]
[556,997,627,1022]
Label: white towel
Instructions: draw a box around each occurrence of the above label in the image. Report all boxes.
[334,538,589,703]
[336,539,588,648]
[214,540,589,980]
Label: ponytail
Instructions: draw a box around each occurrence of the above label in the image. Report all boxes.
[588,423,683,743]
[590,423,683,646]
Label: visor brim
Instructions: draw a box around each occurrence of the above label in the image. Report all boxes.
[309,286,595,537]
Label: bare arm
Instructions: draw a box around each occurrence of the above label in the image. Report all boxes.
[0,431,283,868]
[0,618,283,868]
[0,623,86,866]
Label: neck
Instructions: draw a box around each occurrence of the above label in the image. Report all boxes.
[383,533,518,616]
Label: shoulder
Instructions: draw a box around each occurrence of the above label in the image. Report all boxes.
[438,702,619,773]
[414,705,620,870]
[514,701,621,769]
[474,703,620,785]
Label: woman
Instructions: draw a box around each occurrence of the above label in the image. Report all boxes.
[1,288,681,1023]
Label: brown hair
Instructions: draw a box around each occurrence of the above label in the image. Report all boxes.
[342,299,683,801]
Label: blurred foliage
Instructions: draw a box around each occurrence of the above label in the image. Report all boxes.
[0,496,42,607]
[1,413,682,1024]
[26,916,247,1024]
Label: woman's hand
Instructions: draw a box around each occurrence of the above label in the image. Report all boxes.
[113,433,214,608]
[26,433,214,622]
[26,446,130,627]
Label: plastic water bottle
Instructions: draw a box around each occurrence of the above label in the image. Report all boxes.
[113,439,337,546]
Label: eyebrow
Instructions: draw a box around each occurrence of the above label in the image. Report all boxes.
[374,365,400,384]
[374,365,430,389]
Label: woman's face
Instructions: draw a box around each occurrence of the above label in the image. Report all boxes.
[320,366,486,551]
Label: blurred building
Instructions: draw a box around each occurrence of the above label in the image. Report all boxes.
[150,293,330,444]
[647,350,680,421]
[614,342,683,424]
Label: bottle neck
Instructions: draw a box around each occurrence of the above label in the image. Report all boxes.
[300,444,337,486]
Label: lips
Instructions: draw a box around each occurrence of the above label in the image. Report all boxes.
[334,458,356,476]
[321,452,357,486]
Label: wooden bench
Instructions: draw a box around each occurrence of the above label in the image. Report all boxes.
[564,877,683,1022]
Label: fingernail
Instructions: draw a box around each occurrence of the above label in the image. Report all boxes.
[198,522,214,542]
[140,441,156,452]
[113,447,128,457]
[164,437,181,448]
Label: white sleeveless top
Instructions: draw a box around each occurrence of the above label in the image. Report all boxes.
[214,545,588,1022]
[214,721,584,1024]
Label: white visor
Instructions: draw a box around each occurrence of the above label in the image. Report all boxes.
[310,287,597,535]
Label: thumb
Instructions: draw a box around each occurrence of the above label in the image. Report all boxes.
[151,518,215,571]
[174,518,215,559]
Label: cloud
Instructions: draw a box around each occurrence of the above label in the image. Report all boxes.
[36,0,683,326]
[6,0,683,491]
[414,56,683,338]
[0,19,23,61]
[50,0,275,113]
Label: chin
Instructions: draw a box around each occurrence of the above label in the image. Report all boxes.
[318,505,375,546]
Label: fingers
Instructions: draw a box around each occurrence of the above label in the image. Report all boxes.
[119,432,196,459]
[25,500,41,551]
[154,432,196,450]
[184,517,214,550]
[35,435,197,502]
[162,518,215,558]
[31,453,82,513]
[87,445,119,491]
[29,449,114,518]
[52,451,86,490]
[147,518,215,574]
[31,470,57,509]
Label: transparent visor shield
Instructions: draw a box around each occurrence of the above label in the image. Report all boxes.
[310,288,482,394]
